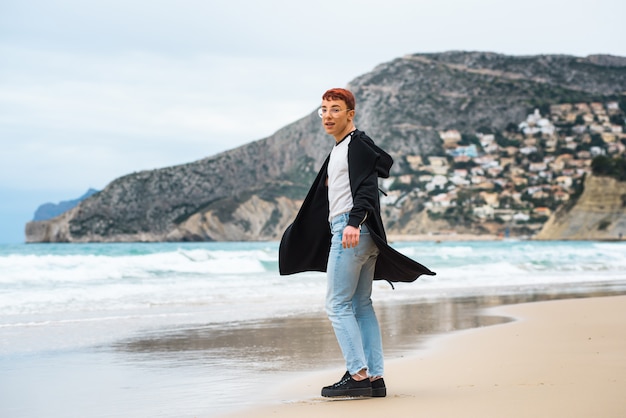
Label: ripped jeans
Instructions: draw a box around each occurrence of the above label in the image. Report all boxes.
[325,212,384,377]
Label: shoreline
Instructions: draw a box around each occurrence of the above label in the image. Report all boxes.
[221,294,626,418]
[387,234,626,242]
[387,233,501,242]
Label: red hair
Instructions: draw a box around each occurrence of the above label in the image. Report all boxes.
[322,88,355,110]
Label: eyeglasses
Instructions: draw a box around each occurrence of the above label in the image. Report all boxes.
[318,108,352,118]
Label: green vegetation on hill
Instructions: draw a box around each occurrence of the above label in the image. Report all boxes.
[592,156,626,181]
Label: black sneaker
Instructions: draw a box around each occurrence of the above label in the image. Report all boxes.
[321,371,372,398]
[371,377,386,397]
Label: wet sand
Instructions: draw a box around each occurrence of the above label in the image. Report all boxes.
[2,285,624,417]
[220,294,626,418]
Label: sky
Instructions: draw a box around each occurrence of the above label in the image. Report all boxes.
[1,0,625,243]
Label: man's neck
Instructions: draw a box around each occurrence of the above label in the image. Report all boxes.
[334,125,356,143]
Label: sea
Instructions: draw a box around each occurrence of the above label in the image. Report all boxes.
[1,240,625,417]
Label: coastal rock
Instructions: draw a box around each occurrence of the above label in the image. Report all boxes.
[534,174,626,240]
[25,207,78,242]
[168,195,302,241]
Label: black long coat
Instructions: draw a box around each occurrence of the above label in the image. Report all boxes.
[278,130,436,283]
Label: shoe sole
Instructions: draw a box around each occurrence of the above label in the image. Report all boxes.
[372,387,386,397]
[321,388,372,398]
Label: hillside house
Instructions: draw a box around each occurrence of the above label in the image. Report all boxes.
[470,166,485,176]
[513,212,530,222]
[555,175,573,188]
[474,155,498,168]
[504,146,519,156]
[454,155,472,164]
[487,166,503,177]
[590,102,605,114]
[529,162,548,172]
[425,174,448,192]
[524,137,538,146]
[479,191,499,206]
[471,175,487,185]
[602,132,616,144]
[590,145,605,157]
[575,103,591,113]
[582,113,595,124]
[473,204,495,219]
[448,144,479,158]
[553,191,570,202]
[520,145,538,155]
[519,109,556,136]
[476,181,495,190]
[589,123,604,133]
[608,142,625,154]
[439,130,462,149]
[533,207,552,217]
[550,103,573,116]
[545,138,558,152]
[494,208,516,221]
[398,174,412,184]
[607,101,620,112]
[428,156,450,175]
[406,155,423,171]
[450,175,470,186]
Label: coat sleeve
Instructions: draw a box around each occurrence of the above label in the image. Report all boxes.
[347,136,382,229]
[348,169,379,229]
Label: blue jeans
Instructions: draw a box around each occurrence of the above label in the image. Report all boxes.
[326,213,384,377]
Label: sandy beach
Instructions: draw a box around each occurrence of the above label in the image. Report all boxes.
[222,295,626,418]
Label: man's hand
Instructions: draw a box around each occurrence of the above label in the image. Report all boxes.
[342,225,360,248]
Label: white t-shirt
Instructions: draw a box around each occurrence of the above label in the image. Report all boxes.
[328,133,353,222]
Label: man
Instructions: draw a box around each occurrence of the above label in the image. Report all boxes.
[279,88,435,398]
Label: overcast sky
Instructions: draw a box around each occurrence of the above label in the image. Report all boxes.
[1,0,625,243]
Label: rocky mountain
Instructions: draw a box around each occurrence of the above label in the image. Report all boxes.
[25,51,626,243]
[33,188,99,221]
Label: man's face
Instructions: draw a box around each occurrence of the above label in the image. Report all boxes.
[320,98,354,138]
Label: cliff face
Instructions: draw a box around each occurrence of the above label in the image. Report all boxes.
[534,174,626,240]
[25,51,626,243]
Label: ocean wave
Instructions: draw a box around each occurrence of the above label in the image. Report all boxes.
[1,241,624,320]
[0,248,276,283]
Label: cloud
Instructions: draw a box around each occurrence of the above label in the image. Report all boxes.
[0,45,330,190]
